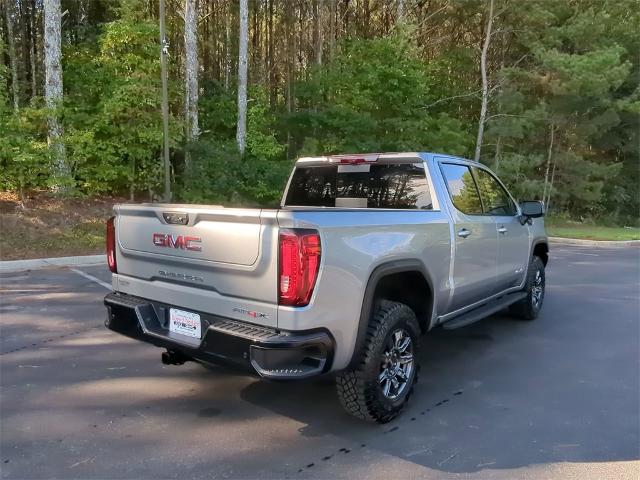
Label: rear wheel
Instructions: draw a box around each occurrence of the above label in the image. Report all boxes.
[336,300,420,423]
[510,255,545,320]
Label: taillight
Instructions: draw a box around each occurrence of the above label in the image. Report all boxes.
[106,216,117,273]
[279,229,321,306]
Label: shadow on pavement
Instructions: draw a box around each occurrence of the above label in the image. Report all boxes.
[239,310,640,474]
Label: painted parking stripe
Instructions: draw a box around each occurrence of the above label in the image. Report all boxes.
[70,268,112,290]
[555,251,599,256]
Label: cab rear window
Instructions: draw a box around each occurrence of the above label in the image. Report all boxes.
[284,163,433,209]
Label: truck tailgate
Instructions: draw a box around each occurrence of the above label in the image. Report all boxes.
[112,204,279,323]
[117,204,262,265]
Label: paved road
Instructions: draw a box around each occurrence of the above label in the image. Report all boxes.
[1,244,639,479]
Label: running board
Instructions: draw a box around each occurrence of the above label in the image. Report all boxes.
[441,292,527,330]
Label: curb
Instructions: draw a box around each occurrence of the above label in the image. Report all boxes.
[0,255,106,273]
[549,237,640,247]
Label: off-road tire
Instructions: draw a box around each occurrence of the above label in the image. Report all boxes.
[510,255,545,320]
[336,300,420,423]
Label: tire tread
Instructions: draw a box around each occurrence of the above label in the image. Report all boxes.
[336,300,419,423]
[510,255,545,320]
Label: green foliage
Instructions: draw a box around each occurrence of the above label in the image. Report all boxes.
[179,86,289,206]
[0,59,50,196]
[178,139,290,207]
[0,39,50,197]
[0,112,51,197]
[546,224,640,241]
[486,0,637,218]
[1,0,637,223]
[492,153,546,201]
[64,15,182,196]
[291,32,472,156]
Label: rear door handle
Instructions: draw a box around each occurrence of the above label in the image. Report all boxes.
[457,228,472,238]
[498,226,507,234]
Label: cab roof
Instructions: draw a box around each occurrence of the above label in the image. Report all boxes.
[294,152,479,166]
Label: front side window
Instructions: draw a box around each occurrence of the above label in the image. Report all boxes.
[440,163,483,215]
[285,163,433,209]
[472,167,517,216]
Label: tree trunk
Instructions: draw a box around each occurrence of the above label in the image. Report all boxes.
[4,0,19,110]
[251,0,259,80]
[77,0,88,41]
[285,1,293,114]
[184,0,199,148]
[328,0,336,59]
[542,123,555,206]
[494,134,502,173]
[29,0,38,97]
[362,0,370,38]
[342,0,349,38]
[267,0,275,106]
[493,23,506,173]
[236,0,248,155]
[224,1,231,90]
[159,0,171,201]
[19,0,32,100]
[201,0,210,80]
[285,1,296,158]
[473,0,494,163]
[547,157,558,213]
[314,0,323,65]
[43,0,68,187]
[396,0,404,24]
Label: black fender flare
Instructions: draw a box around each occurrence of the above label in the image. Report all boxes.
[531,239,549,265]
[347,259,435,369]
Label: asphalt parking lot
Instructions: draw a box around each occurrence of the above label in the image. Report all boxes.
[1,242,639,479]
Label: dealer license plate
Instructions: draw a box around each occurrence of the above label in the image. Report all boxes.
[169,308,201,339]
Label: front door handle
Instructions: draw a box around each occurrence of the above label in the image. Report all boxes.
[498,226,507,234]
[457,228,472,238]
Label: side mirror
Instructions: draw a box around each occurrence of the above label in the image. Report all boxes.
[518,201,544,224]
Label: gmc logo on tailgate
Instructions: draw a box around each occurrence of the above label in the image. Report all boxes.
[153,233,202,252]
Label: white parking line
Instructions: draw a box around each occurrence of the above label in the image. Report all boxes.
[70,268,112,290]
[554,251,600,256]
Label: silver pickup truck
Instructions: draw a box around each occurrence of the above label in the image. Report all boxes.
[104,152,548,422]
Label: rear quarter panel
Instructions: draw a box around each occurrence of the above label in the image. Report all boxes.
[277,209,451,370]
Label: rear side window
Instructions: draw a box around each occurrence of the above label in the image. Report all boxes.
[284,163,434,210]
[472,167,517,216]
[440,163,483,215]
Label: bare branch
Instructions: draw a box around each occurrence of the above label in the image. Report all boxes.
[422,89,482,109]
[414,2,450,29]
[490,27,527,38]
[198,11,214,25]
[485,113,526,122]
[509,53,530,68]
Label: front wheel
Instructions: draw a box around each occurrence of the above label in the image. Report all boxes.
[336,300,420,423]
[510,255,545,320]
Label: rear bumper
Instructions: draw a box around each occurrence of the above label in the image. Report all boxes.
[104,292,334,379]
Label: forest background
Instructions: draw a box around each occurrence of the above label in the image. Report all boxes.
[1,0,638,260]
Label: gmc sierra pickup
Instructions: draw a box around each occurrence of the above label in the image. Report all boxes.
[104,152,548,422]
